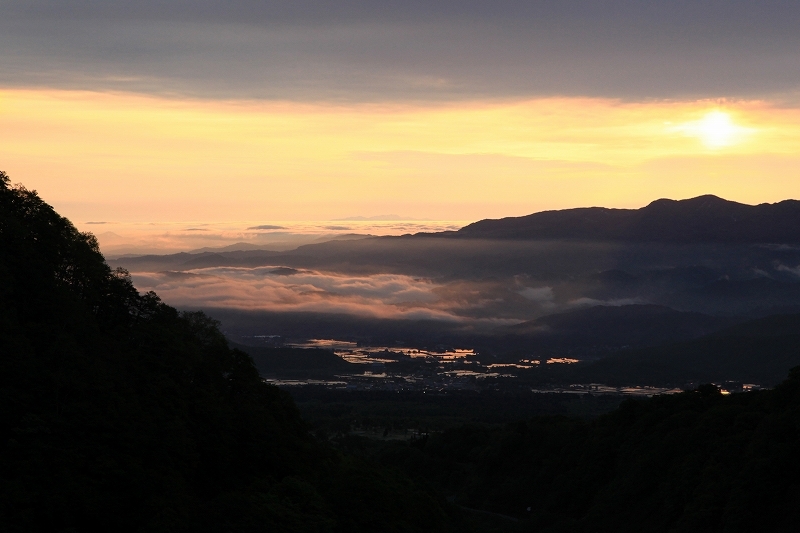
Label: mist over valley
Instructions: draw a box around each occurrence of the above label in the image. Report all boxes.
[110,196,800,390]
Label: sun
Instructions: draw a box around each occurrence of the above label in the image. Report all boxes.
[674,110,751,149]
[696,111,738,147]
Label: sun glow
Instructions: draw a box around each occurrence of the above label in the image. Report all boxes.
[675,110,751,149]
[1,90,798,224]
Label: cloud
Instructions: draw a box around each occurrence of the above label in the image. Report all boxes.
[247,225,286,230]
[519,286,554,302]
[335,215,410,221]
[776,263,800,277]
[269,267,302,276]
[3,1,800,101]
[568,297,646,307]
[128,265,555,323]
[131,267,456,320]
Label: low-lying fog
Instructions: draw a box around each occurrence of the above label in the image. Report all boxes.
[113,236,800,349]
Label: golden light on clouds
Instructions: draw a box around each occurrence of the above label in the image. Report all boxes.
[1,89,799,224]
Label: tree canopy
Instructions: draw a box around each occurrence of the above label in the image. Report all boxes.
[0,172,452,532]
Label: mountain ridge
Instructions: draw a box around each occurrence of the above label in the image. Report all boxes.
[506,304,739,348]
[453,194,800,243]
[110,195,800,267]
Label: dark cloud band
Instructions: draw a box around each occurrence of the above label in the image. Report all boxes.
[2,0,799,100]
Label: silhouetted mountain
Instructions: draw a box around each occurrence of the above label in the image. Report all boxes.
[508,304,738,349]
[712,311,800,338]
[188,241,276,253]
[456,195,800,243]
[573,312,800,386]
[111,248,282,271]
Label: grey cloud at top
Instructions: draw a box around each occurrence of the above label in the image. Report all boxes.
[2,0,800,101]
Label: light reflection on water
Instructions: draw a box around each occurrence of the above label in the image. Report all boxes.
[265,379,348,387]
[276,339,688,397]
[443,370,514,379]
[533,384,685,396]
[287,339,477,365]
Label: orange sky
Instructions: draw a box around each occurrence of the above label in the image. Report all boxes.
[2,88,799,225]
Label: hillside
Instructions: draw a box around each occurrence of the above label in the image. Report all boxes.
[371,371,800,532]
[564,312,800,386]
[234,344,361,379]
[0,173,452,532]
[506,304,737,349]
[456,195,800,243]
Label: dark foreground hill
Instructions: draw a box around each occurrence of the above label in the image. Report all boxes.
[456,195,800,243]
[371,372,800,533]
[0,173,453,532]
[234,343,361,379]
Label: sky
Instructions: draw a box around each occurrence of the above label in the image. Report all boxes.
[2,0,800,235]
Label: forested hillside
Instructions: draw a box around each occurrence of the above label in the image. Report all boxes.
[0,172,451,532]
[354,375,800,533]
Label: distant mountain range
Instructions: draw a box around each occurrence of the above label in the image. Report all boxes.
[506,304,739,349]
[573,312,800,386]
[111,193,800,366]
[454,195,800,243]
